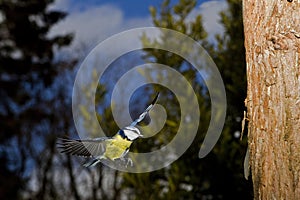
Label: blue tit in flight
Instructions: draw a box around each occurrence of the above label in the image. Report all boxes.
[57,92,159,167]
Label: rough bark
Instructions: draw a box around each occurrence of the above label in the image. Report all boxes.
[243,0,300,199]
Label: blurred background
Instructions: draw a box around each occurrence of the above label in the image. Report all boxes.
[0,0,253,199]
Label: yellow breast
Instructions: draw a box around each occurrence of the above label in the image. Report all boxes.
[104,134,132,160]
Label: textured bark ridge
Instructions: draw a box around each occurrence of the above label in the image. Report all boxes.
[243,0,300,199]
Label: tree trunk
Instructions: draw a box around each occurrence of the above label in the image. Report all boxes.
[243,0,300,199]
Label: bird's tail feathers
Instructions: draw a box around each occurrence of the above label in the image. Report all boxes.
[83,159,101,167]
[83,155,107,167]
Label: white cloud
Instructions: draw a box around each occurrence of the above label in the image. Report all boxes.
[48,2,151,55]
[189,0,227,42]
[48,0,227,57]
[47,0,72,12]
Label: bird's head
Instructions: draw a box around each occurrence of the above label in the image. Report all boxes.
[121,126,143,141]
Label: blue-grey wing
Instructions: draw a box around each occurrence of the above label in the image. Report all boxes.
[130,92,159,127]
[57,137,111,157]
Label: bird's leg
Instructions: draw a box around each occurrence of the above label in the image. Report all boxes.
[119,149,133,167]
[125,158,133,167]
[117,157,133,167]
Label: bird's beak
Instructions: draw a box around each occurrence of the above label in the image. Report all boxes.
[139,134,144,138]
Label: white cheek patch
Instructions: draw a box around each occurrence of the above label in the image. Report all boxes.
[123,129,140,140]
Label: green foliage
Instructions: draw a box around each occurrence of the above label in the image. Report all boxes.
[120,0,253,199]
[149,0,206,41]
[78,69,120,139]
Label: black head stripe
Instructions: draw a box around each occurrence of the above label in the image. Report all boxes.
[118,129,129,140]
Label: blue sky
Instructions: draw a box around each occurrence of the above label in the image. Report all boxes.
[48,0,227,54]
[50,0,214,18]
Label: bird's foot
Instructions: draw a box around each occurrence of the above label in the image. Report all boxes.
[125,158,133,167]
[119,157,133,167]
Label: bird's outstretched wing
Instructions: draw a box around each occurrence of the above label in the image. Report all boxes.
[57,137,110,157]
[130,92,159,127]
